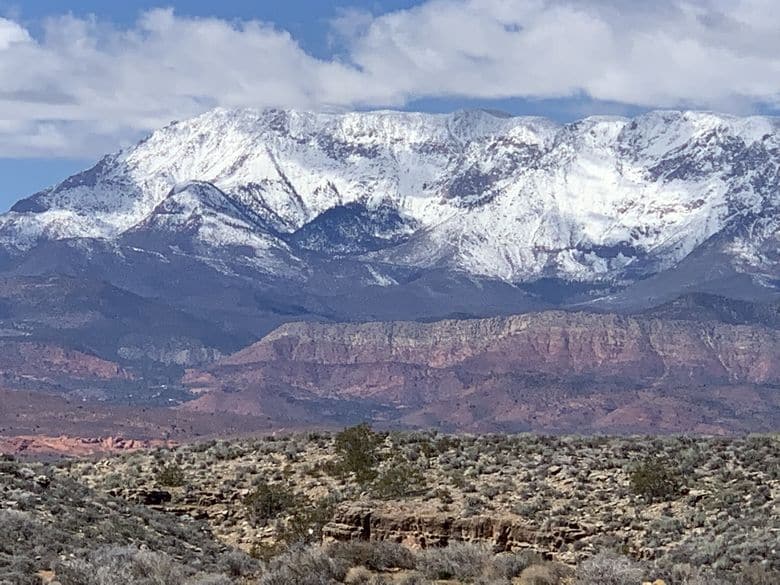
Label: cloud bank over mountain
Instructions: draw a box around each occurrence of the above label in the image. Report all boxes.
[2,0,780,157]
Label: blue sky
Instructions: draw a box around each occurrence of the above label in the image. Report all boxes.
[2,0,780,210]
[2,1,423,58]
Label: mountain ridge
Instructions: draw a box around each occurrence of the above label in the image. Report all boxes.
[180,309,780,433]
[3,107,779,290]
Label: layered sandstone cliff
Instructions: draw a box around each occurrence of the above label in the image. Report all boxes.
[321,504,590,556]
[182,312,780,433]
[221,312,780,384]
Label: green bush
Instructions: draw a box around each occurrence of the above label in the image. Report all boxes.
[629,457,683,501]
[335,424,384,483]
[244,481,298,523]
[372,461,427,499]
[155,463,186,487]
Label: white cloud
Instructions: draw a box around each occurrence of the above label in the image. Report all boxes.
[340,0,780,109]
[0,9,367,157]
[0,16,28,49]
[2,1,780,157]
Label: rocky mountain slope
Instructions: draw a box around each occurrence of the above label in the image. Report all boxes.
[3,108,780,290]
[181,311,780,434]
[2,108,780,335]
[0,275,248,405]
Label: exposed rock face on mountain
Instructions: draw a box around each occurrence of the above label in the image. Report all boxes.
[218,312,780,382]
[182,311,780,434]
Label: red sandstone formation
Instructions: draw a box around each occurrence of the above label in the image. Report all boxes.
[181,312,780,433]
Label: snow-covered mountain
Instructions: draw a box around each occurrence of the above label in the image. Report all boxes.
[3,107,780,286]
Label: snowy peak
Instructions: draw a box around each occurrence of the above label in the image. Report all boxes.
[2,107,780,285]
[129,180,258,236]
[120,180,302,277]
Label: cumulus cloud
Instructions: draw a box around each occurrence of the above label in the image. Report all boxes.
[2,1,780,157]
[0,9,366,157]
[341,0,780,109]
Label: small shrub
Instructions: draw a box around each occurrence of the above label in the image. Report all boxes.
[372,461,427,499]
[344,566,373,585]
[328,541,416,571]
[398,573,432,585]
[0,557,39,585]
[629,457,683,501]
[519,562,573,585]
[669,565,731,585]
[416,542,490,581]
[244,481,298,524]
[216,550,259,577]
[433,487,454,504]
[488,551,543,580]
[186,576,233,585]
[737,564,780,585]
[156,463,186,487]
[259,545,348,585]
[250,541,286,563]
[575,552,644,585]
[335,424,384,483]
[56,547,185,585]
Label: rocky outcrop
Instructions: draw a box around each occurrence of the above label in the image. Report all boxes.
[0,275,242,388]
[182,311,780,433]
[118,340,223,367]
[322,504,595,557]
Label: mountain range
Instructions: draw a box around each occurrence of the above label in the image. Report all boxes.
[0,107,778,437]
